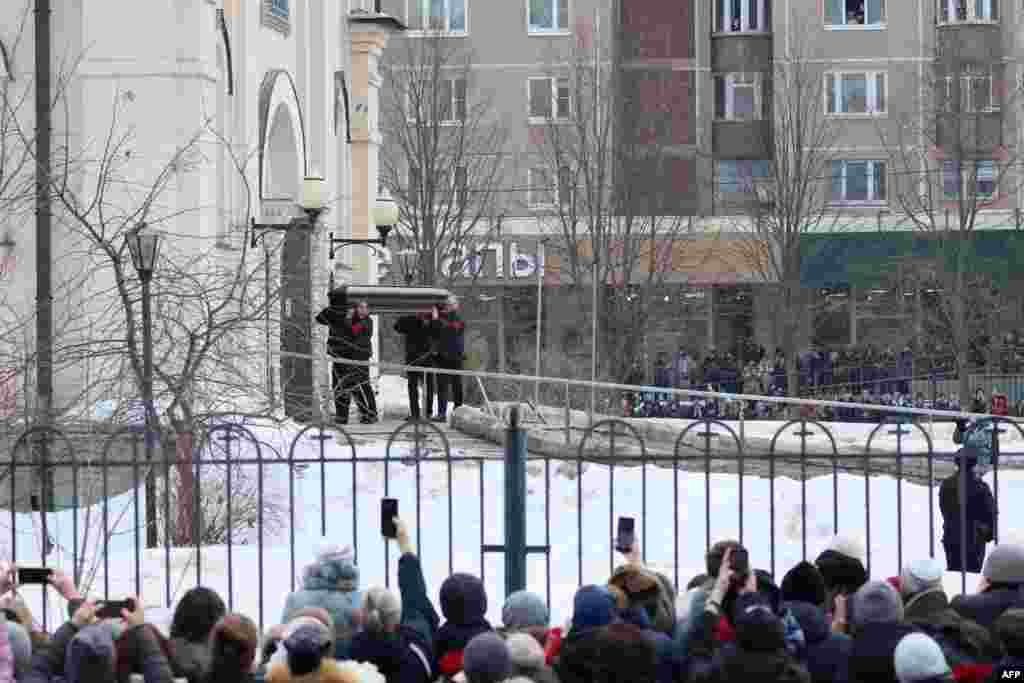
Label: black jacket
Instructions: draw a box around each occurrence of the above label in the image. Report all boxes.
[394,314,436,366]
[435,311,465,360]
[316,308,373,361]
[840,621,918,683]
[903,588,1001,667]
[939,469,995,545]
[951,587,1024,631]
[782,601,852,683]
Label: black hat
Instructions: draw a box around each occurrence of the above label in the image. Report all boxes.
[735,604,785,653]
[780,561,827,607]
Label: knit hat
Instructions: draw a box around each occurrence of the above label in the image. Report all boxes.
[825,534,866,565]
[780,561,827,607]
[211,613,260,674]
[7,620,31,676]
[893,633,951,683]
[734,604,785,653]
[995,609,1024,656]
[440,573,489,625]
[505,632,544,670]
[502,591,549,630]
[283,623,332,676]
[900,558,945,598]
[463,632,511,683]
[850,580,904,627]
[982,544,1024,585]
[287,607,335,635]
[571,585,617,632]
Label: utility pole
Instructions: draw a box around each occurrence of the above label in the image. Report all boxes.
[34,0,54,544]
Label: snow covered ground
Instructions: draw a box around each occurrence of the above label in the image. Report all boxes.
[4,376,1022,634]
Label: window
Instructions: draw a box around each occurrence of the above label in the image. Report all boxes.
[718,160,772,194]
[825,71,886,114]
[529,0,570,32]
[716,0,772,32]
[824,0,885,26]
[528,77,571,121]
[262,0,291,33]
[830,160,886,203]
[938,0,997,22]
[407,0,467,32]
[943,72,997,112]
[437,77,467,122]
[714,73,761,120]
[942,160,997,200]
[270,0,289,18]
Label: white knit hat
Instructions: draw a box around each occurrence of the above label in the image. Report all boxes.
[894,633,951,683]
[900,558,945,598]
[826,534,866,564]
[505,632,544,670]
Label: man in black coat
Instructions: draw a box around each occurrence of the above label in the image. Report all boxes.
[433,296,466,422]
[394,306,439,420]
[939,447,995,573]
[316,296,377,424]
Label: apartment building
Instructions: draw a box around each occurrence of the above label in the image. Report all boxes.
[377,0,1024,364]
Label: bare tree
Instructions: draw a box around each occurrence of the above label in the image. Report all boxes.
[878,29,1022,400]
[380,33,508,287]
[530,24,698,383]
[719,25,844,394]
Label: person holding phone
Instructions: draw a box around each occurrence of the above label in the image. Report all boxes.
[347,512,440,683]
[607,518,677,637]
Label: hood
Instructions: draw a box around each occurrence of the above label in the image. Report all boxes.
[440,574,488,625]
[781,601,831,644]
[301,545,359,592]
[65,624,115,683]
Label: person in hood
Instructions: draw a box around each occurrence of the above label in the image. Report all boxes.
[950,544,1024,630]
[432,297,465,422]
[169,586,227,683]
[394,306,439,420]
[316,297,377,424]
[990,609,1024,682]
[893,633,954,683]
[897,557,999,676]
[435,571,491,678]
[552,585,618,682]
[939,447,995,573]
[839,580,918,683]
[346,517,439,683]
[282,543,362,644]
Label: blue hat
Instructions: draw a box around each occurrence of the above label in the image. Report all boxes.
[571,585,616,632]
[501,590,549,630]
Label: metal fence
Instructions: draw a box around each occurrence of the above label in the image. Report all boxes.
[4,361,1024,633]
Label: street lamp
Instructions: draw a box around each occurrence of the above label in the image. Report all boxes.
[328,187,398,259]
[124,222,163,550]
[250,175,329,248]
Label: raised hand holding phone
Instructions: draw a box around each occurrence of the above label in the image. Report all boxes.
[381,498,398,538]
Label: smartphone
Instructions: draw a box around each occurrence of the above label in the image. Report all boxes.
[2,609,18,623]
[381,498,398,538]
[615,516,636,554]
[730,547,750,576]
[17,567,52,585]
[96,599,135,620]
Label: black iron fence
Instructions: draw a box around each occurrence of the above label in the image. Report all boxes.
[3,374,1024,633]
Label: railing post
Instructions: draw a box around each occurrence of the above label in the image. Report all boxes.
[505,405,527,596]
[564,381,571,446]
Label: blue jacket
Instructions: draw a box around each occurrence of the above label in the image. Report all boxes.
[435,311,465,359]
[782,601,851,683]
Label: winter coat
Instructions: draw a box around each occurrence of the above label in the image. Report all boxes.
[169,637,212,683]
[394,314,436,366]
[435,573,491,677]
[434,311,465,360]
[607,563,677,636]
[615,608,684,683]
[316,307,374,361]
[264,658,355,683]
[839,621,918,683]
[347,553,438,683]
[554,624,659,683]
[903,588,1001,669]
[22,621,80,683]
[503,631,560,683]
[781,601,852,683]
[282,548,363,641]
[939,469,995,550]
[951,587,1024,631]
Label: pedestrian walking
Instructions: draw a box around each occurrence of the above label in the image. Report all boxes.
[394,305,439,420]
[316,296,377,425]
[433,296,465,422]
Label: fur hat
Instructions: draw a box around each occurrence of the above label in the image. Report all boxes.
[900,558,945,598]
[893,633,951,683]
[211,613,260,674]
[781,561,827,607]
[850,580,904,627]
[982,544,1024,585]
[502,591,549,630]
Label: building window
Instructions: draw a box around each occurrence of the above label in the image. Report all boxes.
[714,73,761,120]
[830,160,886,203]
[824,0,885,26]
[942,160,997,200]
[825,71,886,114]
[262,0,291,34]
[407,0,467,33]
[943,72,997,112]
[438,77,467,122]
[718,160,772,195]
[528,77,571,121]
[938,0,997,22]
[529,0,569,32]
[716,0,772,32]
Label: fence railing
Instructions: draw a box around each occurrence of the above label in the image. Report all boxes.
[3,357,1023,634]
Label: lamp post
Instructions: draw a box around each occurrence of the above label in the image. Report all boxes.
[328,187,398,260]
[125,223,163,550]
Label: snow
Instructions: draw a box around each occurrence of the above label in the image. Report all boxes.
[6,407,1024,636]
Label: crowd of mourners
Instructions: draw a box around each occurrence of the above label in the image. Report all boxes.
[621,338,1024,420]
[1,514,1023,683]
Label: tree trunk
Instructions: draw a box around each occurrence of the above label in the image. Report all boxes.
[174,427,195,546]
